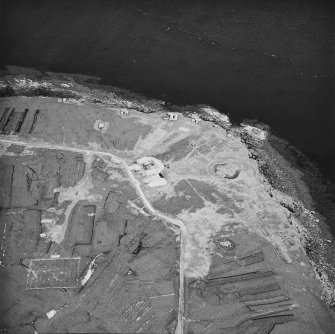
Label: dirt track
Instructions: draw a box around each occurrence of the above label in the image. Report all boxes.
[1,94,334,333]
[0,136,187,334]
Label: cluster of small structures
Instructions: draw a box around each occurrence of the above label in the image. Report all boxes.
[163,112,178,121]
[130,156,168,187]
[1,74,335,333]
[57,97,85,105]
[57,98,68,103]
[163,111,201,124]
[0,135,178,332]
[162,106,233,130]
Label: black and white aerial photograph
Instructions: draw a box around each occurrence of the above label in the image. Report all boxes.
[0,1,335,333]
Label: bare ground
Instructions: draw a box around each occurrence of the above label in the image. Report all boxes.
[0,95,334,333]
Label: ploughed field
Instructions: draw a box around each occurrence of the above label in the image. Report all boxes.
[0,96,334,333]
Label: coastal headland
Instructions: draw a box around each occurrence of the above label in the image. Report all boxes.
[0,69,334,333]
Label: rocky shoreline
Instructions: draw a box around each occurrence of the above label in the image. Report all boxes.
[1,66,334,309]
[239,127,335,309]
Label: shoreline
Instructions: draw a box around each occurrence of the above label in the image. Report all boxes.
[239,127,335,309]
[1,66,334,309]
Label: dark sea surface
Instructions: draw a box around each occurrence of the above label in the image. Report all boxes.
[1,1,334,178]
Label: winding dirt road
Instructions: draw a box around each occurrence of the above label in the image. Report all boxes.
[0,136,186,334]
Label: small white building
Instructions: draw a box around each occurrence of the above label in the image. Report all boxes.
[41,218,53,224]
[46,309,57,319]
[163,112,178,121]
[144,174,168,188]
[191,114,200,124]
[130,157,168,188]
[120,109,129,115]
